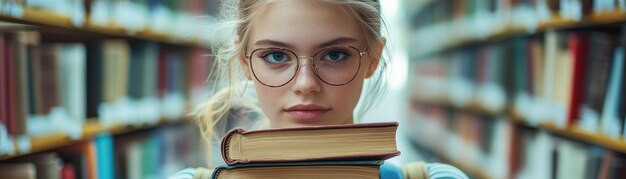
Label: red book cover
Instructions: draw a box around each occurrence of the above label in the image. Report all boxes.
[0,33,7,129]
[157,48,168,98]
[476,46,489,85]
[61,164,76,179]
[187,48,211,91]
[567,33,590,126]
[6,39,15,135]
[508,124,522,179]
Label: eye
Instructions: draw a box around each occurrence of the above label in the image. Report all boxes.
[323,50,349,62]
[261,51,290,63]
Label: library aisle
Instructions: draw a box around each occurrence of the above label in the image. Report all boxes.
[0,0,216,178]
[400,0,626,179]
[3,0,626,179]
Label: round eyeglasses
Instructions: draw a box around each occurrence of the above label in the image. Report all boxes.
[245,46,367,87]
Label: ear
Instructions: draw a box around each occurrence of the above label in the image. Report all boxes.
[365,37,385,78]
[236,40,254,80]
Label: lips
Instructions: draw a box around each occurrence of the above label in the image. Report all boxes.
[284,104,330,122]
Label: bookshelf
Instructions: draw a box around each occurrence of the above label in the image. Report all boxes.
[0,8,204,47]
[1,117,191,160]
[407,1,626,178]
[412,10,626,58]
[413,99,626,154]
[0,0,214,178]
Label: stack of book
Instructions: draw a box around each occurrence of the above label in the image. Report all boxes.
[211,122,401,178]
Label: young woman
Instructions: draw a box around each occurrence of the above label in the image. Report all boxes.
[172,1,468,178]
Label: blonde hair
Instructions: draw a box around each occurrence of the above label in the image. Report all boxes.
[194,0,389,167]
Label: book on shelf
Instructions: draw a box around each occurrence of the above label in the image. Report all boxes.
[100,39,130,120]
[57,140,99,179]
[619,26,626,139]
[27,42,86,137]
[0,163,35,179]
[85,41,103,120]
[95,134,114,179]
[563,32,588,128]
[0,33,7,131]
[113,122,204,178]
[600,45,624,137]
[220,122,400,165]
[56,43,86,130]
[4,153,63,179]
[6,31,38,136]
[579,32,616,132]
[31,44,60,117]
[598,151,626,179]
[127,40,160,123]
[555,140,588,179]
[187,47,212,107]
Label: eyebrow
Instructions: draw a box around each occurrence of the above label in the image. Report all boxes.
[253,37,359,50]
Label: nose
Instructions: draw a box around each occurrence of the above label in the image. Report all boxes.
[291,57,321,95]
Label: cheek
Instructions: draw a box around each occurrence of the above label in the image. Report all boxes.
[254,83,284,115]
[328,79,365,110]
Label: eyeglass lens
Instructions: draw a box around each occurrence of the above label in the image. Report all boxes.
[249,46,362,87]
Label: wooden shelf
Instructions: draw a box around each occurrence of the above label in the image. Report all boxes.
[412,98,626,153]
[0,8,203,47]
[515,119,626,153]
[414,11,626,57]
[0,118,190,160]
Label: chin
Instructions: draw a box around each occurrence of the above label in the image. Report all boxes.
[273,117,352,129]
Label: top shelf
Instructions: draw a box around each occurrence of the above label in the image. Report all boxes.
[412,11,626,57]
[0,8,205,47]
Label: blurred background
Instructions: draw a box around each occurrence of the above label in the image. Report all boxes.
[1,0,626,179]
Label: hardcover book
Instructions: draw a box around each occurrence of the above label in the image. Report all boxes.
[212,160,384,179]
[220,122,400,165]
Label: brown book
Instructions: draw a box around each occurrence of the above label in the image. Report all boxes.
[102,40,130,104]
[31,44,60,115]
[547,0,560,13]
[8,31,39,135]
[213,162,381,179]
[0,33,7,129]
[0,163,35,179]
[8,153,62,179]
[220,122,400,165]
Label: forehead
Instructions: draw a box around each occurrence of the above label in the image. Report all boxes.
[249,1,363,51]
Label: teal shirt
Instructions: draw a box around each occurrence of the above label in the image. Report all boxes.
[380,162,403,179]
[380,162,469,179]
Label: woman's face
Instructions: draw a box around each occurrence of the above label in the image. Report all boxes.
[241,1,380,128]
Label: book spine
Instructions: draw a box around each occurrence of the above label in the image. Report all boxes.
[0,33,6,131]
[567,33,589,127]
[221,128,244,165]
